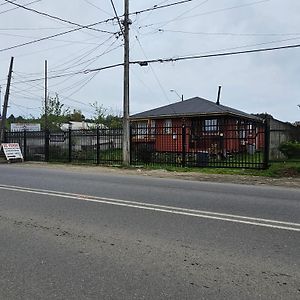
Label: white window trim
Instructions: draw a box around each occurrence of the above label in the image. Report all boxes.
[163,119,172,134]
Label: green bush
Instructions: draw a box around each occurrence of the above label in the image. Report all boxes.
[278,141,300,159]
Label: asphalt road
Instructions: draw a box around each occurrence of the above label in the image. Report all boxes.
[0,164,299,299]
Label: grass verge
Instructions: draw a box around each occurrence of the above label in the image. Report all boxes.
[140,160,300,178]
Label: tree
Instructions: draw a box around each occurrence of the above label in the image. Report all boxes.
[68,109,85,122]
[41,93,69,130]
[105,114,122,128]
[90,101,107,124]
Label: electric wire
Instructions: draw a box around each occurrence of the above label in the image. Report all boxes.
[110,0,124,37]
[0,12,121,53]
[134,34,170,103]
[130,0,193,16]
[50,38,122,91]
[131,42,300,66]
[10,100,40,110]
[82,0,113,17]
[3,0,114,34]
[0,0,193,53]
[139,0,271,30]
[0,0,16,7]
[49,35,117,73]
[0,0,41,15]
[7,41,300,87]
[11,74,96,114]
[0,31,105,45]
[157,29,300,37]
[0,26,71,31]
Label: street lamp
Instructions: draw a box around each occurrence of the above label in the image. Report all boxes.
[170,89,184,102]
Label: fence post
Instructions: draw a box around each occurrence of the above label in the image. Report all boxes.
[3,129,7,143]
[182,125,186,167]
[45,129,49,162]
[96,126,100,165]
[129,125,132,165]
[68,126,72,163]
[263,119,270,169]
[23,130,27,161]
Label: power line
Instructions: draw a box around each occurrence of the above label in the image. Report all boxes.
[10,100,40,110]
[152,0,209,29]
[0,0,16,7]
[48,35,117,72]
[65,72,98,98]
[10,62,124,85]
[110,0,124,37]
[158,29,300,37]
[49,38,122,91]
[82,0,113,17]
[7,41,300,86]
[0,0,41,15]
[3,0,113,34]
[139,0,271,30]
[0,31,105,45]
[0,26,71,31]
[10,81,95,114]
[134,34,170,103]
[0,0,192,53]
[130,0,193,16]
[131,43,300,66]
[53,44,122,86]
[135,0,172,23]
[0,20,118,53]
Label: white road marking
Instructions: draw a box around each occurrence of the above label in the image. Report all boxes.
[0,184,300,232]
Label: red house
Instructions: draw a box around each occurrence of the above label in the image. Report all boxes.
[130,97,265,160]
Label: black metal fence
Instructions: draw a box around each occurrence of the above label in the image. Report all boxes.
[131,120,268,169]
[4,128,123,165]
[4,120,269,169]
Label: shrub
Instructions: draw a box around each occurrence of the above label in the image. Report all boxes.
[278,141,300,159]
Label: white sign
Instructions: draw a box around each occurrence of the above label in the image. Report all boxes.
[1,143,24,161]
[11,123,41,132]
[50,133,66,143]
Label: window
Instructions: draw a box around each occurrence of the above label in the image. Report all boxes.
[150,120,156,137]
[163,119,172,134]
[133,122,148,138]
[204,119,218,132]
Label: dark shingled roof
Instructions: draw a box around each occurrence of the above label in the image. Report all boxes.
[131,97,261,121]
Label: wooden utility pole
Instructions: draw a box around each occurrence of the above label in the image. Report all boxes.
[0,57,14,143]
[122,0,130,165]
[0,85,2,114]
[44,60,48,130]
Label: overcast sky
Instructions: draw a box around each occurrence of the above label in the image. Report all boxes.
[0,0,300,122]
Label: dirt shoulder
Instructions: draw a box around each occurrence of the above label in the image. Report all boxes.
[8,162,300,189]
